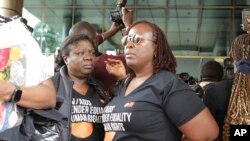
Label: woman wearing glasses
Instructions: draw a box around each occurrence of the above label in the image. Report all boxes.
[103,20,219,141]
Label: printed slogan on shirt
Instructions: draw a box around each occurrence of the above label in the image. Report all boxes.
[102,105,132,131]
[71,98,103,123]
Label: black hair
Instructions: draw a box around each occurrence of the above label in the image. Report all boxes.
[54,34,97,71]
[201,60,224,81]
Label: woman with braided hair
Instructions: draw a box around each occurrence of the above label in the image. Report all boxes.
[222,33,250,141]
[203,33,250,141]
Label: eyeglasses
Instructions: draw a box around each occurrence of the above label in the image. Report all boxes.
[121,34,154,46]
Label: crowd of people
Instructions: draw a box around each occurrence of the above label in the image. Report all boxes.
[1,6,250,141]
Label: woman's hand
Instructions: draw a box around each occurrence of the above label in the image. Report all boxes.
[105,58,126,80]
[0,81,15,101]
[122,7,134,29]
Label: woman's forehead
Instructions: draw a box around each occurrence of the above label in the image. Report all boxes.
[71,40,94,49]
[129,23,153,35]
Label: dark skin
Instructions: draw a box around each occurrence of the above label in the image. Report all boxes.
[2,9,132,110]
[0,39,97,110]
[0,79,56,109]
[62,39,102,138]
[104,22,219,141]
[63,40,96,95]
[68,8,134,82]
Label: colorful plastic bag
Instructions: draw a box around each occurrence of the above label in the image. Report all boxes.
[0,18,54,133]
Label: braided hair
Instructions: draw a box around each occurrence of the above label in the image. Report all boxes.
[223,33,250,141]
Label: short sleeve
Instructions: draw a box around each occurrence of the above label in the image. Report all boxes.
[162,78,205,127]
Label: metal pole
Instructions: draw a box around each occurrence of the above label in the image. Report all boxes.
[0,0,23,17]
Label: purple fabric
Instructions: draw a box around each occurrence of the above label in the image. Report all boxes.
[235,59,250,74]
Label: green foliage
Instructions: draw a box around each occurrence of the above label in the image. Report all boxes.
[32,22,61,54]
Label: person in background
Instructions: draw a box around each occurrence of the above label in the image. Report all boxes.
[195,60,224,100]
[55,7,133,97]
[199,60,224,90]
[103,20,219,141]
[203,9,250,141]
[204,33,250,141]
[202,76,233,141]
[178,72,204,99]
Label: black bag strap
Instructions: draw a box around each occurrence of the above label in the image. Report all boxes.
[51,73,64,110]
[88,77,110,104]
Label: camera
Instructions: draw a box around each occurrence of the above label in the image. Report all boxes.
[110,0,127,25]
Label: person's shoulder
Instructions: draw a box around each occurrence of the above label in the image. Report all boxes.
[51,72,61,82]
[158,70,180,80]
[155,70,183,85]
[158,70,175,76]
[204,78,234,97]
[208,78,233,89]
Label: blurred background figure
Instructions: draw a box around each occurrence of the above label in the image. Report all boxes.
[199,60,224,90]
[178,72,204,99]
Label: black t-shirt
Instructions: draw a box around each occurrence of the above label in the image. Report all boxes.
[70,86,105,141]
[203,78,233,141]
[102,70,205,141]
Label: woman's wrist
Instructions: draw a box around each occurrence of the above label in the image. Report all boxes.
[101,34,105,41]
[3,83,16,102]
[9,85,22,102]
[125,24,130,31]
[3,94,11,102]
